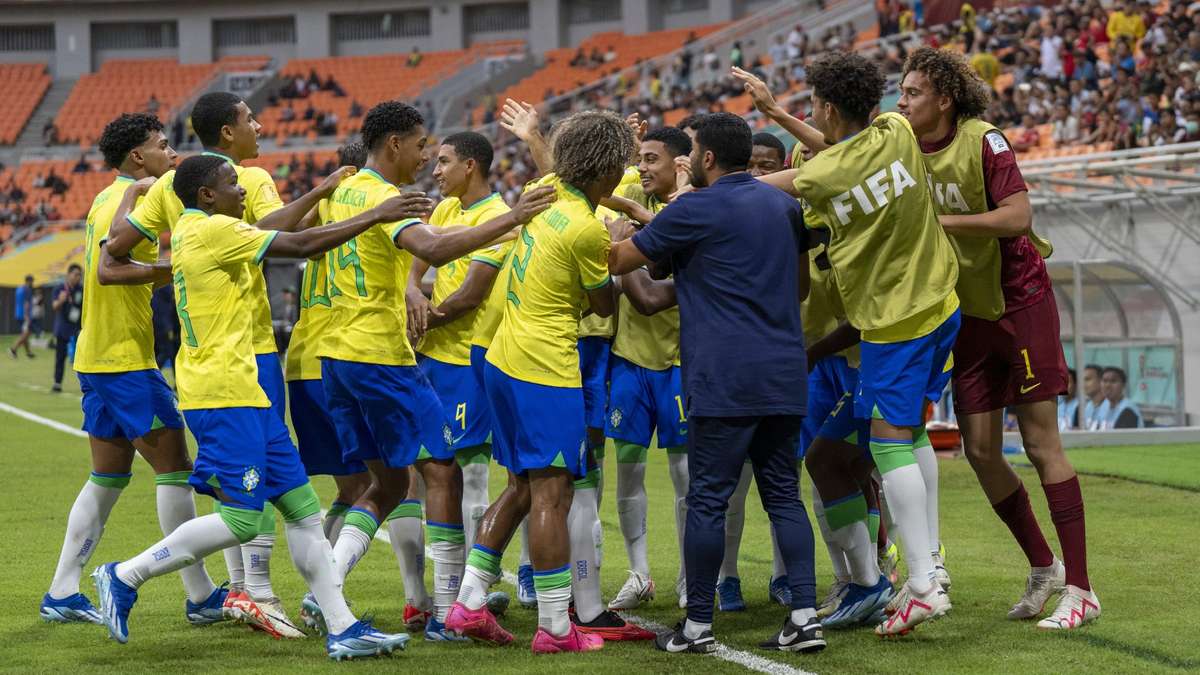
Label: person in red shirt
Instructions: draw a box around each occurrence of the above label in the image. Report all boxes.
[897,46,1100,631]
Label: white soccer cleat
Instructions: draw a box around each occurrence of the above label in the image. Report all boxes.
[932,550,951,592]
[1008,559,1066,620]
[237,595,307,639]
[874,582,951,637]
[608,570,655,610]
[816,578,850,618]
[1037,585,1100,630]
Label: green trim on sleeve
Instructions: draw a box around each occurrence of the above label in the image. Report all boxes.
[583,275,612,291]
[127,215,157,243]
[469,255,503,268]
[388,218,422,243]
[253,230,279,264]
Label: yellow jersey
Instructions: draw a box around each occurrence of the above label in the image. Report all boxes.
[170,209,278,409]
[75,176,159,373]
[418,192,511,365]
[486,174,612,387]
[576,167,637,341]
[317,168,422,366]
[610,184,679,370]
[468,241,515,350]
[284,198,334,382]
[128,150,284,354]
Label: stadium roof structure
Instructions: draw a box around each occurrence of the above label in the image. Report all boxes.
[1050,259,1185,426]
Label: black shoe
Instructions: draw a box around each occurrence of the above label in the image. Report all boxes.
[655,620,717,654]
[50,383,62,393]
[8,347,15,359]
[759,614,826,654]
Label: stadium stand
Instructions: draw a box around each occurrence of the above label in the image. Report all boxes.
[0,63,51,145]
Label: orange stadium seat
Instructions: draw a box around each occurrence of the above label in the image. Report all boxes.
[0,63,52,145]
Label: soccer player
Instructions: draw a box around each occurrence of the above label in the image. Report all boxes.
[445,110,634,653]
[754,52,960,636]
[309,101,553,641]
[92,153,426,659]
[9,274,35,359]
[897,46,1098,628]
[106,92,313,637]
[41,113,225,627]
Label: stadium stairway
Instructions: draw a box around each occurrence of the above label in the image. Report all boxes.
[13,77,77,153]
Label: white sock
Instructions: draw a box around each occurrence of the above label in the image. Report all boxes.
[461,461,490,551]
[222,547,245,588]
[720,463,752,580]
[332,524,373,586]
[116,513,239,589]
[49,479,123,599]
[568,486,603,623]
[322,504,350,545]
[615,459,650,576]
[913,435,941,554]
[683,618,710,639]
[880,464,934,594]
[667,451,689,584]
[386,511,430,607]
[428,537,464,622]
[810,478,850,580]
[790,607,817,624]
[155,484,216,603]
[829,520,882,586]
[769,525,787,579]
[285,514,356,635]
[519,519,532,567]
[242,534,276,601]
[459,545,501,610]
[535,572,573,636]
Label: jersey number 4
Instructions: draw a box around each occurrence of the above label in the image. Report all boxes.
[328,238,367,298]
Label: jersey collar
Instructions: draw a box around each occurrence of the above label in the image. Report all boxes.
[360,167,392,186]
[114,174,135,183]
[201,150,236,166]
[560,181,596,211]
[181,207,208,218]
[464,192,501,211]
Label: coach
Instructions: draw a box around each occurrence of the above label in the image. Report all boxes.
[608,113,822,653]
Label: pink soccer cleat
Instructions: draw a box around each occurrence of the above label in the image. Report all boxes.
[531,624,604,654]
[444,601,513,646]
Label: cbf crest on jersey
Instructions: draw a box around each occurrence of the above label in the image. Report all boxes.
[443,424,454,447]
[242,466,261,492]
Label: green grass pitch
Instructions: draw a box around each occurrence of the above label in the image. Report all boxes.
[0,346,1197,674]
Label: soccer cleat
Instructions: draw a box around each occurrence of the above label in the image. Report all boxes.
[573,609,655,641]
[717,576,746,612]
[1009,559,1066,620]
[300,592,326,635]
[932,548,951,592]
[40,592,103,624]
[403,601,433,632]
[223,587,247,621]
[425,616,471,642]
[816,578,850,618]
[531,624,604,654]
[92,563,137,643]
[239,596,306,639]
[326,619,409,660]
[880,542,901,586]
[486,590,511,617]
[444,601,513,646]
[655,621,716,654]
[824,575,894,628]
[768,576,792,607]
[608,570,655,610]
[676,576,687,609]
[874,582,951,637]
[185,583,229,625]
[517,564,537,608]
[759,614,826,653]
[1037,585,1100,630]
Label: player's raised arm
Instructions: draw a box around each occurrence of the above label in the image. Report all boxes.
[395,185,554,266]
[266,191,434,259]
[500,99,553,177]
[731,66,829,153]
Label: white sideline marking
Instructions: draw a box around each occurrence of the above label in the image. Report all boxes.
[0,400,87,438]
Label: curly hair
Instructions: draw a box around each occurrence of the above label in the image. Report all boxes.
[806,51,885,124]
[902,46,992,119]
[550,111,637,191]
[336,140,368,169]
[98,113,164,170]
[361,100,425,151]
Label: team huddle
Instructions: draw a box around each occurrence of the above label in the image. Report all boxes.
[39,46,1099,662]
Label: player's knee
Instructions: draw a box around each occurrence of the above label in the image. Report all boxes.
[219,504,265,544]
[273,483,322,522]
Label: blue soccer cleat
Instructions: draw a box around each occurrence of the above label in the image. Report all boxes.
[92,563,137,643]
[424,616,470,642]
[517,564,536,608]
[185,582,229,625]
[485,590,510,617]
[768,576,792,607]
[300,592,327,635]
[825,575,894,628]
[327,619,410,660]
[40,592,103,624]
[717,576,746,612]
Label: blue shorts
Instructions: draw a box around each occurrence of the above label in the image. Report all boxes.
[184,406,308,511]
[419,354,492,450]
[577,336,611,430]
[256,352,286,422]
[483,360,586,478]
[288,379,366,476]
[604,355,688,448]
[856,310,961,428]
[78,369,184,440]
[802,356,866,455]
[470,344,489,391]
[322,358,452,469]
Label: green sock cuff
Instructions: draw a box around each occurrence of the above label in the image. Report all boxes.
[386,500,423,521]
[912,425,931,449]
[219,505,262,543]
[824,492,868,530]
[273,483,321,522]
[455,444,492,467]
[615,441,648,464]
[89,472,132,489]
[343,508,381,537]
[869,438,917,475]
[327,501,352,518]
[867,510,881,545]
[665,445,688,455]
[532,566,572,591]
[573,468,601,490]
[427,523,466,544]
[466,545,502,576]
[153,470,191,487]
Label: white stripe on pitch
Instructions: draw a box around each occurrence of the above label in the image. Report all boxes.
[0,400,87,438]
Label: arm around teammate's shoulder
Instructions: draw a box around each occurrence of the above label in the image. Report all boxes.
[264,192,434,259]
[397,185,553,266]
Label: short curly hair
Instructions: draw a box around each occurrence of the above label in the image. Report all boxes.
[361,100,425,151]
[902,46,992,119]
[550,111,637,192]
[806,51,885,124]
[98,113,164,170]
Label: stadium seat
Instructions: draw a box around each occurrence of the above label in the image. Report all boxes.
[0,63,52,145]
